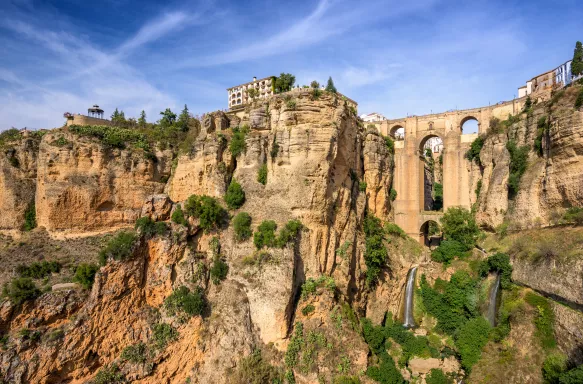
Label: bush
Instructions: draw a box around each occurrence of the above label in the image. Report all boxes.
[575,88,583,109]
[454,316,491,372]
[384,136,395,153]
[466,136,484,162]
[563,206,583,225]
[121,342,147,364]
[334,376,361,384]
[359,181,367,192]
[22,203,36,231]
[301,275,336,299]
[484,253,513,288]
[363,215,387,285]
[426,369,451,384]
[559,365,583,383]
[543,351,568,384]
[257,163,268,185]
[390,188,397,201]
[73,263,99,289]
[253,220,277,249]
[230,126,248,157]
[152,322,178,349]
[234,349,284,384]
[301,304,315,316]
[431,240,469,264]
[69,124,150,151]
[210,257,229,284]
[2,277,41,305]
[171,204,188,226]
[275,219,303,248]
[94,363,125,384]
[365,352,404,384]
[98,231,137,266]
[164,286,206,317]
[16,261,61,279]
[233,212,252,242]
[384,223,406,238]
[525,292,556,349]
[286,99,297,110]
[311,88,322,100]
[135,216,167,237]
[184,195,226,231]
[506,140,529,197]
[440,207,479,250]
[225,179,246,210]
[0,128,21,146]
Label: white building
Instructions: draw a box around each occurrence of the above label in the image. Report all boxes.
[360,112,387,122]
[555,60,573,87]
[518,59,575,98]
[227,76,274,109]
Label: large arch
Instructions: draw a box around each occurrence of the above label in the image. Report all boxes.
[460,115,480,134]
[418,134,444,212]
[390,125,405,141]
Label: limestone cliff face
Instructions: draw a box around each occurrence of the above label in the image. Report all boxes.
[474,86,583,229]
[363,129,394,221]
[0,135,39,231]
[35,130,171,234]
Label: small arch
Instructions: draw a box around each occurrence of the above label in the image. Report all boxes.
[420,220,442,247]
[461,116,479,134]
[390,125,405,141]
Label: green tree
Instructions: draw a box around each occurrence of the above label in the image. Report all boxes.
[440,207,480,250]
[310,80,320,88]
[257,163,268,185]
[2,277,41,305]
[159,108,177,128]
[454,316,491,372]
[111,108,126,125]
[184,195,226,231]
[254,220,277,249]
[233,212,252,241]
[274,73,296,93]
[325,76,337,93]
[225,179,246,210]
[73,263,99,289]
[138,110,147,127]
[171,204,188,226]
[177,104,190,132]
[572,41,583,77]
[426,369,452,384]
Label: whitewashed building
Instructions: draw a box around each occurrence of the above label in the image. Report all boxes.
[227,76,274,109]
[360,112,387,122]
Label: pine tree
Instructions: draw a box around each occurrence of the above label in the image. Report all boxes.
[177,104,190,132]
[159,108,176,128]
[573,41,583,77]
[138,110,147,127]
[111,108,120,121]
[325,76,337,93]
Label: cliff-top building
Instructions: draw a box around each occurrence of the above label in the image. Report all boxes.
[518,59,574,98]
[228,76,274,109]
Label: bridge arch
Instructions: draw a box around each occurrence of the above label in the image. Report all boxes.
[460,115,480,134]
[418,134,444,212]
[420,220,442,247]
[390,125,405,140]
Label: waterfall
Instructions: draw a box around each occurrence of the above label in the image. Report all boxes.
[403,266,418,328]
[486,273,501,326]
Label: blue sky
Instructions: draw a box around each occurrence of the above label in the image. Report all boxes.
[1,0,582,130]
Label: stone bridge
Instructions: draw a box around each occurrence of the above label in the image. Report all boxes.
[372,97,527,243]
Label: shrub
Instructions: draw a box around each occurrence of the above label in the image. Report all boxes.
[559,365,583,383]
[94,363,125,384]
[233,212,252,241]
[301,275,336,299]
[365,352,404,384]
[311,88,322,100]
[384,136,395,153]
[171,204,188,226]
[431,240,469,264]
[286,99,297,110]
[466,136,484,162]
[363,215,387,285]
[542,351,568,384]
[384,223,406,238]
[22,203,36,231]
[164,286,206,317]
[440,207,480,250]
[184,195,226,231]
[563,206,583,225]
[485,253,513,288]
[257,163,268,185]
[336,240,352,259]
[506,140,529,197]
[210,257,228,284]
[230,126,248,157]
[275,219,303,248]
[225,179,246,210]
[454,316,491,372]
[98,231,137,266]
[234,349,284,384]
[0,128,21,146]
[433,183,443,211]
[16,261,61,279]
[334,376,361,384]
[301,304,315,316]
[359,181,367,192]
[525,292,556,349]
[285,322,303,368]
[121,342,147,364]
[73,263,99,289]
[270,139,279,159]
[426,369,451,384]
[135,216,167,237]
[152,322,178,349]
[390,188,397,201]
[2,277,41,305]
[253,220,277,249]
[69,124,149,151]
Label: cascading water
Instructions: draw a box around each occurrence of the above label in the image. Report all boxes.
[403,266,418,328]
[486,273,501,326]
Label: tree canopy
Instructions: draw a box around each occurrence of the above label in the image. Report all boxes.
[325,76,337,93]
[573,41,583,77]
[274,73,295,93]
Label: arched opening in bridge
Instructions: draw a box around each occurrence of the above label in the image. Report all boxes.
[390,125,405,141]
[419,135,444,212]
[461,116,479,134]
[420,220,442,247]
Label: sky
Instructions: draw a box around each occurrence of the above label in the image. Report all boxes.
[1,0,582,130]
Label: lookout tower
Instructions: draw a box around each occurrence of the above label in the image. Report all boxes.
[88,104,104,119]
